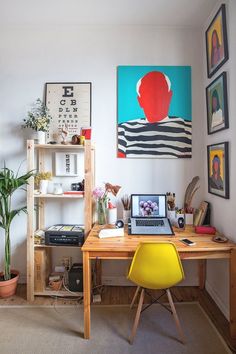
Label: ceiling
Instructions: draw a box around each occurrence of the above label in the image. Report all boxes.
[1,0,218,27]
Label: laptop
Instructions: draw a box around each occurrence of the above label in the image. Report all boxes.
[129,194,174,235]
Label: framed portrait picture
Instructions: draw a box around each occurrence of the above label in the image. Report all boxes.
[207,142,229,199]
[45,82,91,142]
[205,4,228,78]
[54,152,79,176]
[117,66,192,159]
[206,71,228,134]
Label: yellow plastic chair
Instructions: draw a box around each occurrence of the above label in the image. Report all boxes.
[127,242,185,344]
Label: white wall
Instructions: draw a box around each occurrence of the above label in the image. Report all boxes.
[0,24,204,284]
[203,0,236,319]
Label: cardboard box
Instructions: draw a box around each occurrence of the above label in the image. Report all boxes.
[34,249,51,292]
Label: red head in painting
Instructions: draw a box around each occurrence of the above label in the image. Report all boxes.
[137,71,173,123]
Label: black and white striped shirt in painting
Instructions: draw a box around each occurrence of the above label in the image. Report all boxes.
[118,117,192,158]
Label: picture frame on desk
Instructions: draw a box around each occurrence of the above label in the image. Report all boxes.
[205,4,228,78]
[207,141,229,199]
[206,72,229,135]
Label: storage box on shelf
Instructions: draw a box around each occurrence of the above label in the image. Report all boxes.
[26,140,94,301]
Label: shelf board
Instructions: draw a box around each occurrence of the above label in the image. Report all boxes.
[34,244,82,248]
[35,144,85,149]
[34,193,84,199]
[34,289,83,297]
[34,143,94,150]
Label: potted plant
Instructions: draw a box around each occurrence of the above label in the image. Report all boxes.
[22,98,52,144]
[0,165,33,297]
[35,171,52,194]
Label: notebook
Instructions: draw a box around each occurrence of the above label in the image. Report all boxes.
[129,194,174,235]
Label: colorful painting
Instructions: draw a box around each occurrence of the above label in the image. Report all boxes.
[205,4,228,78]
[117,66,192,159]
[207,142,229,199]
[206,72,228,134]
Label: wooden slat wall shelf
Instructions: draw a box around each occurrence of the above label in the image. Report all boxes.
[27,140,94,302]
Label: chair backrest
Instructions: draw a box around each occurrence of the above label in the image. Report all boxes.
[127,242,184,289]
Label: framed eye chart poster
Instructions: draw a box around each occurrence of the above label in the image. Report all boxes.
[45,82,91,142]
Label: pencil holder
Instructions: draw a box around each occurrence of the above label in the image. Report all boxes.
[185,213,193,225]
[123,210,131,224]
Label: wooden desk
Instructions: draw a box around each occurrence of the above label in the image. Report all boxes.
[82,225,236,339]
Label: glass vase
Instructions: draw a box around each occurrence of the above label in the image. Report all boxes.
[97,199,107,225]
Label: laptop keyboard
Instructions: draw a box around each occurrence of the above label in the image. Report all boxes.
[136,219,164,227]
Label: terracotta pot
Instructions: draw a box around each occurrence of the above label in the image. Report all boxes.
[0,270,20,298]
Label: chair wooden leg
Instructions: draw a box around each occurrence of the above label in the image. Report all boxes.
[166,289,185,344]
[130,286,140,309]
[129,288,144,344]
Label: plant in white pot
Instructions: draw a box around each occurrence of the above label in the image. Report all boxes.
[0,165,33,297]
[34,171,52,194]
[22,98,52,144]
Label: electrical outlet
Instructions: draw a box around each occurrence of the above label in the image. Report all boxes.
[61,256,72,270]
[93,294,101,303]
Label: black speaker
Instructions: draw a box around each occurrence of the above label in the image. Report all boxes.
[68,263,83,292]
[177,217,185,229]
[115,219,124,228]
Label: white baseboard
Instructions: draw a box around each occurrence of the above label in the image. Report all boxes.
[206,280,229,320]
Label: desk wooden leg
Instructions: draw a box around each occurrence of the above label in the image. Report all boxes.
[230,249,236,339]
[198,260,206,290]
[83,251,91,339]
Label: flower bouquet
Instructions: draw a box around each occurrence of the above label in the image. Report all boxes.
[92,183,121,225]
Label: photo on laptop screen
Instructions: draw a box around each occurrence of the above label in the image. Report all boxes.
[131,195,166,218]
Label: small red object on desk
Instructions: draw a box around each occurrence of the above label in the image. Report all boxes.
[195,226,216,234]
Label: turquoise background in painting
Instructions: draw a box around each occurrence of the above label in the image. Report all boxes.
[117,66,192,123]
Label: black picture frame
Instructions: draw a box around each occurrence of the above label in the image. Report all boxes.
[206,71,228,135]
[207,141,229,199]
[45,82,92,142]
[205,4,229,78]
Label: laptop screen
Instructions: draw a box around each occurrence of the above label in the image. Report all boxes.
[131,194,167,218]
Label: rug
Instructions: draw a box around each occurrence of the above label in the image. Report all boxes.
[0,303,231,354]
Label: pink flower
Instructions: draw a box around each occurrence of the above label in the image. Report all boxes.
[92,187,105,199]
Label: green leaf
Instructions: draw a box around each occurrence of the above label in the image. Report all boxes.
[8,207,27,225]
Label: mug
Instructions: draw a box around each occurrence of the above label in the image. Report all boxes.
[177,214,185,229]
[106,208,117,224]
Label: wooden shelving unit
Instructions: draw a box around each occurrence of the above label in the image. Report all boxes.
[26,140,94,301]
[34,289,83,297]
[34,194,84,199]
[34,244,82,249]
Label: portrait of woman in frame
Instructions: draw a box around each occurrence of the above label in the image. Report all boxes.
[205,4,229,78]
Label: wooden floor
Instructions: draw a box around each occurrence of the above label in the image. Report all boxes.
[0,285,235,352]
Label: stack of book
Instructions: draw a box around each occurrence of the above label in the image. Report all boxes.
[193,201,210,226]
[63,191,84,195]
